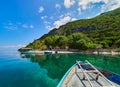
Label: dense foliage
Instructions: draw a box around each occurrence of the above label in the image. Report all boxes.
[24,7,120,51]
[26,33,98,50]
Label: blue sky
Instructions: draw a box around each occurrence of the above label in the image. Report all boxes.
[0,0,120,49]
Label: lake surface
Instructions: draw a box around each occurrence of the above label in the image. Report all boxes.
[0,49,120,87]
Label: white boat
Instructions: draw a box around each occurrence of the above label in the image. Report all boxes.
[57,60,120,87]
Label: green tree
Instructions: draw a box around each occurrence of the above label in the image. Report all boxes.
[68,33,95,50]
[57,36,68,48]
[44,36,53,48]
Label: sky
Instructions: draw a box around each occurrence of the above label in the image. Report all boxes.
[0,0,120,49]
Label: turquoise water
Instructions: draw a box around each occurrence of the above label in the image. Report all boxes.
[0,49,120,87]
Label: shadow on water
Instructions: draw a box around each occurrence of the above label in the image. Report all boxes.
[21,53,120,81]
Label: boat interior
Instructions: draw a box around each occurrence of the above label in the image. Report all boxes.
[60,61,119,87]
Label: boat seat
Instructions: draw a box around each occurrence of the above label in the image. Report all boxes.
[102,86,116,87]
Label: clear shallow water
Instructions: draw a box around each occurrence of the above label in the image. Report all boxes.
[0,49,120,87]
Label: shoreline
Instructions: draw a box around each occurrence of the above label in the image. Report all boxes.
[80,51,120,55]
[21,50,120,55]
[25,50,80,55]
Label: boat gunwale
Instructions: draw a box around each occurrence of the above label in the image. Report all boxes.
[57,61,120,87]
[57,64,76,87]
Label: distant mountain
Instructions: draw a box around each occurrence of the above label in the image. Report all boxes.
[22,7,120,51]
[39,7,120,39]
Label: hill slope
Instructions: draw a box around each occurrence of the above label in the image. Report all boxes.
[40,7,120,37]
[23,7,120,50]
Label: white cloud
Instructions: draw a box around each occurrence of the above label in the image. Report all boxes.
[4,21,34,31]
[38,6,44,13]
[4,26,18,30]
[0,44,26,48]
[44,21,50,25]
[41,16,47,20]
[22,24,34,29]
[76,0,120,15]
[77,0,120,15]
[30,25,34,28]
[77,7,82,15]
[54,16,71,28]
[87,16,91,19]
[71,18,77,21]
[64,12,72,16]
[45,15,78,30]
[59,15,64,18]
[44,21,53,30]
[64,0,75,8]
[55,4,61,10]
[4,21,18,30]
[59,12,72,18]
[55,4,61,13]
[78,0,108,10]
[101,0,120,13]
[22,24,29,28]
[45,25,54,30]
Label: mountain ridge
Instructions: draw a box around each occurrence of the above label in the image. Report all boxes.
[21,7,120,51]
[40,7,120,39]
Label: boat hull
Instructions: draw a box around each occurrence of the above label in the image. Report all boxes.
[57,61,120,87]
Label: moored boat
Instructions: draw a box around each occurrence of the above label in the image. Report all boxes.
[57,60,120,87]
[20,51,35,58]
[44,51,52,55]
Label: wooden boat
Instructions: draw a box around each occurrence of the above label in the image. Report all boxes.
[57,60,120,87]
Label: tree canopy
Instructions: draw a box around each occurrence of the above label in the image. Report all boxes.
[21,7,120,51]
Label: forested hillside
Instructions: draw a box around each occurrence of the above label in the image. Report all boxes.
[21,7,120,51]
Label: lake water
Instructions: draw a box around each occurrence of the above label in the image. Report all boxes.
[0,49,120,87]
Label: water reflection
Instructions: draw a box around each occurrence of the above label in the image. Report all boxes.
[20,53,120,81]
